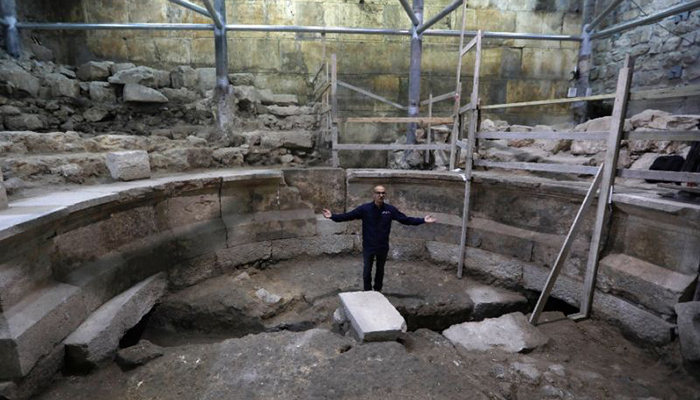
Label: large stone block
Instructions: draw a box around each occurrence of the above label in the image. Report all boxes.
[44,73,81,99]
[123,83,168,103]
[0,62,40,97]
[108,66,170,88]
[64,273,167,371]
[466,284,528,321]
[443,312,549,353]
[77,61,113,81]
[676,301,700,362]
[106,150,152,181]
[598,253,696,316]
[339,291,407,342]
[170,66,198,89]
[271,235,354,260]
[89,81,117,103]
[282,167,346,213]
[0,283,87,379]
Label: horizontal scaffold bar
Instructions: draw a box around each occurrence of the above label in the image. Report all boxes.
[335,117,454,124]
[335,144,451,150]
[16,22,582,41]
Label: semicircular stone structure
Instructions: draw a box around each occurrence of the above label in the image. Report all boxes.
[0,168,698,389]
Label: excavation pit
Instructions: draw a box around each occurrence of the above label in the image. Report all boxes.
[0,168,698,399]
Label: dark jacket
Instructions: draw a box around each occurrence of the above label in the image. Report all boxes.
[331,202,424,252]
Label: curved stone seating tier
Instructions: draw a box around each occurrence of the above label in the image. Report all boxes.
[0,168,698,387]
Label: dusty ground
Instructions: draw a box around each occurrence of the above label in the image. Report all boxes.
[37,256,700,400]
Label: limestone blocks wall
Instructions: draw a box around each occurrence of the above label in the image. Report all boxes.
[589,1,700,113]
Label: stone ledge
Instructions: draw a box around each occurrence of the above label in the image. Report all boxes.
[0,283,87,379]
[64,273,167,371]
[599,253,696,316]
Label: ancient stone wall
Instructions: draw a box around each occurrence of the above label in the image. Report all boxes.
[15,0,583,125]
[589,0,700,115]
[1,167,697,397]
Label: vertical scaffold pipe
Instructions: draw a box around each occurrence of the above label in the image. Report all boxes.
[214,0,229,91]
[1,0,20,58]
[406,0,423,148]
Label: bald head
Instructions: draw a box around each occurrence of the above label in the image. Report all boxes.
[373,185,386,207]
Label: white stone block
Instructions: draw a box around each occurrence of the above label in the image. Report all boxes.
[339,291,406,342]
[106,150,151,181]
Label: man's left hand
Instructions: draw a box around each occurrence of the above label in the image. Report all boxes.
[424,215,436,223]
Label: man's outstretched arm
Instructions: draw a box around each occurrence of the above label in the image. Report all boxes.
[391,208,436,225]
[322,205,364,222]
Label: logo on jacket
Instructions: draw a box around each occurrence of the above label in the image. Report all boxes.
[382,211,391,215]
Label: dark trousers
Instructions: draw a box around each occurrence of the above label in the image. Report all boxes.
[363,249,388,291]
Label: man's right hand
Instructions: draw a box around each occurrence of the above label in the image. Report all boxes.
[322,208,332,219]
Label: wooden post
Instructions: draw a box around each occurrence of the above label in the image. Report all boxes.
[426,93,433,165]
[530,165,604,325]
[331,54,339,167]
[449,0,469,171]
[456,31,482,278]
[574,55,634,320]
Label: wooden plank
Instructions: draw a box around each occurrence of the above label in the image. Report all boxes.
[334,143,451,151]
[618,169,700,183]
[477,130,608,140]
[337,80,407,110]
[624,130,700,141]
[335,117,454,124]
[457,30,483,279]
[449,82,462,170]
[530,165,604,326]
[331,54,338,120]
[426,93,433,164]
[481,93,616,110]
[460,35,478,57]
[630,84,700,101]
[420,91,456,105]
[331,125,339,167]
[579,55,634,319]
[311,61,327,85]
[475,160,599,175]
[657,183,700,194]
[458,102,473,115]
[313,81,331,102]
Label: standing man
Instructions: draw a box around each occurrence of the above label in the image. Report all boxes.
[322,185,436,292]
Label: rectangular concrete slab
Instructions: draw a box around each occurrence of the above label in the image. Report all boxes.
[339,291,406,342]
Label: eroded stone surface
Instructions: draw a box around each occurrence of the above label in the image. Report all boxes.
[64,273,167,371]
[443,312,549,353]
[676,301,700,362]
[115,340,164,371]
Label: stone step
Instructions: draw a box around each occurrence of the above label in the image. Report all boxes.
[0,282,87,379]
[466,283,528,321]
[0,152,108,182]
[64,273,167,372]
[598,253,696,317]
[339,291,406,342]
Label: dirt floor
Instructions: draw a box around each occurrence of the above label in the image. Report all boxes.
[36,256,700,400]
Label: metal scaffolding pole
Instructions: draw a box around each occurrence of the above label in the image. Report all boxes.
[16,22,582,41]
[585,0,624,33]
[406,0,423,145]
[416,0,463,35]
[398,0,421,26]
[591,0,700,39]
[1,0,20,57]
[213,0,228,90]
[168,0,211,19]
[202,0,224,30]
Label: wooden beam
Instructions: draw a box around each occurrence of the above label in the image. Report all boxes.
[458,102,473,115]
[475,160,599,175]
[630,84,700,101]
[460,35,477,57]
[577,55,634,320]
[618,169,700,183]
[335,117,454,124]
[334,143,451,150]
[426,93,433,164]
[337,80,407,110]
[313,81,331,102]
[477,130,608,140]
[420,91,455,105]
[481,93,616,110]
[331,54,339,168]
[530,165,604,325]
[624,130,700,141]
